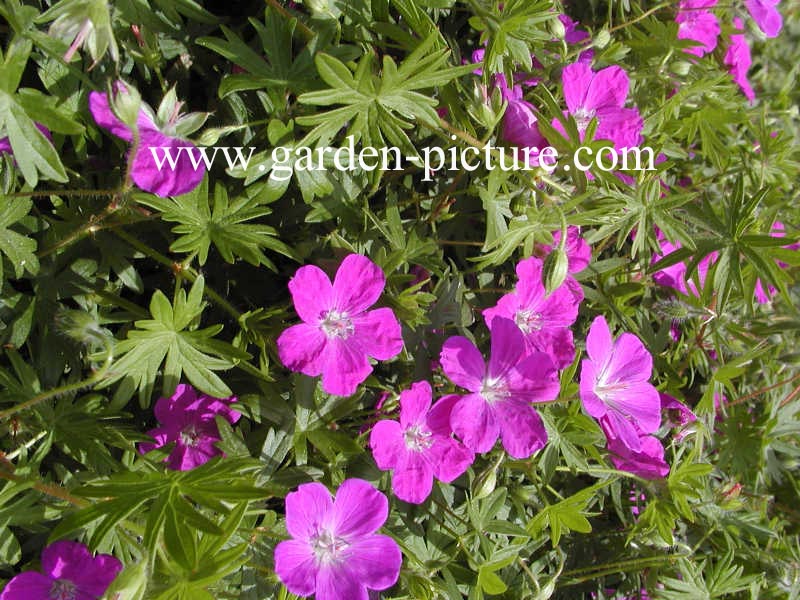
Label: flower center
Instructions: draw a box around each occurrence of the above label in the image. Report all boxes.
[573,107,596,133]
[403,424,433,452]
[179,424,200,447]
[514,309,543,334]
[310,529,349,566]
[480,378,510,404]
[320,310,354,340]
[49,579,77,600]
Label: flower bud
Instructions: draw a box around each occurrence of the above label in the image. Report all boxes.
[543,247,569,294]
[593,29,611,49]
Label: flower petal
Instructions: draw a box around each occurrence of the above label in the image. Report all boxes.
[273,539,318,597]
[332,254,386,314]
[277,323,327,377]
[331,479,388,538]
[506,352,560,403]
[288,264,334,323]
[585,65,629,110]
[425,393,461,436]
[428,437,474,483]
[561,62,593,114]
[131,127,205,197]
[494,401,548,459]
[351,307,403,361]
[487,318,526,381]
[392,451,434,504]
[0,571,54,600]
[450,393,499,454]
[316,565,369,600]
[586,316,613,364]
[399,381,432,427]
[319,337,372,396]
[440,336,485,392]
[369,419,405,471]
[285,482,334,541]
[345,534,402,590]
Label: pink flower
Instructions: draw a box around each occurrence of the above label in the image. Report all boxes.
[483,257,582,369]
[745,0,782,38]
[138,383,241,471]
[0,540,122,600]
[277,254,403,396]
[543,226,592,273]
[554,62,643,150]
[600,416,670,479]
[579,316,661,451]
[676,0,720,57]
[724,18,755,102]
[439,318,559,458]
[89,82,205,197]
[274,479,402,600]
[369,381,474,503]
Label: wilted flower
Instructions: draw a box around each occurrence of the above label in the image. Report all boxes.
[0,540,121,600]
[554,62,643,150]
[138,383,241,471]
[483,256,582,369]
[369,381,474,504]
[274,479,402,600]
[724,18,755,102]
[277,254,403,396]
[745,0,782,38]
[675,0,720,57]
[440,318,559,458]
[89,81,207,197]
[579,316,661,451]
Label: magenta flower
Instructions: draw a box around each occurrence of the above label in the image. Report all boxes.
[599,416,670,479]
[369,381,474,503]
[554,62,643,150]
[277,254,403,397]
[579,316,661,451]
[724,18,755,102]
[440,318,559,458]
[274,479,402,600]
[0,540,122,600]
[138,383,241,471]
[89,82,205,197]
[745,0,782,38]
[675,0,720,57]
[483,257,582,369]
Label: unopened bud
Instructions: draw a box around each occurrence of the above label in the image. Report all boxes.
[543,247,569,294]
[593,29,611,49]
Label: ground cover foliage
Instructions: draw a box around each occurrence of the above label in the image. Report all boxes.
[0,0,799,598]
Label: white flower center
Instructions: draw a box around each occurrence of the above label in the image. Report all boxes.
[593,363,629,410]
[310,528,349,566]
[403,424,433,452]
[320,310,354,340]
[480,378,510,404]
[515,309,543,334]
[179,424,200,447]
[573,107,596,133]
[50,579,77,600]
